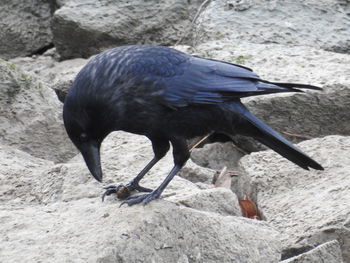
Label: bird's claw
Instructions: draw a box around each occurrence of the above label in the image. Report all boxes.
[120,191,161,207]
[102,182,153,201]
[102,185,123,201]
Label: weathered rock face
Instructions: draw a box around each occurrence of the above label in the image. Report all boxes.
[281,240,344,263]
[188,41,350,86]
[0,200,281,263]
[0,131,280,263]
[10,51,89,102]
[0,143,53,204]
[2,0,350,262]
[0,0,53,59]
[191,142,244,170]
[194,0,350,53]
[52,0,201,59]
[0,59,76,162]
[239,135,350,261]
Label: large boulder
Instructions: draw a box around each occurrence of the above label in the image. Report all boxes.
[0,200,281,263]
[239,135,350,261]
[0,59,76,162]
[0,131,281,263]
[52,0,202,59]
[0,0,53,59]
[194,0,350,53]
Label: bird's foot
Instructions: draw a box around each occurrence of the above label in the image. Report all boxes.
[120,191,161,206]
[102,182,152,201]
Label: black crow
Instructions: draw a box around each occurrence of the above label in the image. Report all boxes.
[63,45,323,206]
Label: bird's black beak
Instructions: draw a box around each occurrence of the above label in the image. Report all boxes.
[80,141,103,182]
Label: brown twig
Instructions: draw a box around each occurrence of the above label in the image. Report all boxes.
[175,0,211,45]
[282,131,312,140]
[188,134,210,152]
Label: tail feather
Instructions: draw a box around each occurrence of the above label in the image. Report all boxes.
[265,81,323,91]
[234,81,323,98]
[225,103,323,170]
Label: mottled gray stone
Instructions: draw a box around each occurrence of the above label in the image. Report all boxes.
[0,0,53,59]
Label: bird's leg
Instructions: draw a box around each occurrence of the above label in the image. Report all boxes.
[102,157,159,201]
[121,138,189,206]
[102,138,170,201]
[120,165,182,206]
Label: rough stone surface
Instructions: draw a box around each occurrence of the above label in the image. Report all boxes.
[191,142,244,170]
[0,200,281,263]
[186,41,350,86]
[0,0,53,59]
[175,187,243,216]
[2,2,350,262]
[0,59,76,162]
[239,135,350,261]
[10,50,89,102]
[281,240,344,263]
[177,158,216,184]
[194,0,350,53]
[0,131,281,263]
[0,144,53,205]
[52,0,201,59]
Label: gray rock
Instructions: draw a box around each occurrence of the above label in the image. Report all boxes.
[175,187,243,216]
[10,52,89,102]
[187,40,350,86]
[0,200,281,263]
[281,240,344,263]
[0,130,281,263]
[239,135,350,261]
[177,159,216,184]
[52,0,202,59]
[0,0,53,59]
[0,59,77,163]
[0,143,53,205]
[194,0,350,53]
[191,142,245,170]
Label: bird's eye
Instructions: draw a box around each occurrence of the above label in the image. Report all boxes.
[80,133,88,142]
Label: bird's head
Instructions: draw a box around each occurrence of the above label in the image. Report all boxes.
[63,96,113,183]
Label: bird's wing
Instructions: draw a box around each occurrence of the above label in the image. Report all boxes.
[158,56,293,107]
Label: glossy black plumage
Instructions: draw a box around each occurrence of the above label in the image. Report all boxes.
[63,45,323,205]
